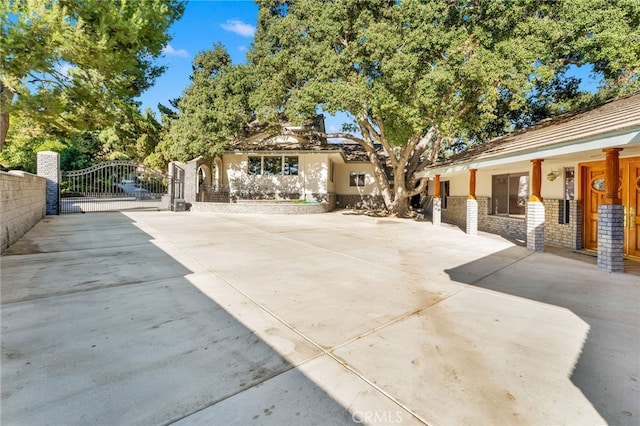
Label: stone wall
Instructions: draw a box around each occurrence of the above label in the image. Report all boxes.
[1,171,46,252]
[190,200,333,215]
[335,194,386,210]
[443,195,527,240]
[543,199,582,249]
[442,196,582,247]
[441,196,467,228]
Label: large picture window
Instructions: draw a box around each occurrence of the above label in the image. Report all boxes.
[491,173,528,216]
[263,156,282,175]
[248,157,261,175]
[284,156,299,175]
[247,155,299,176]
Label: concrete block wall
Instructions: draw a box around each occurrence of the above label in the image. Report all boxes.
[444,196,527,240]
[543,199,582,249]
[335,194,385,210]
[597,204,624,272]
[441,196,467,228]
[1,171,46,252]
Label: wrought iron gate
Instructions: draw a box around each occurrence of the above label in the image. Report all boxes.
[61,161,170,213]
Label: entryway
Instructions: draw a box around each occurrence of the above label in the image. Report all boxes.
[581,157,640,258]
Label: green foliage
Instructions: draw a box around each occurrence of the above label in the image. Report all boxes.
[0,0,185,149]
[247,0,639,216]
[167,44,255,161]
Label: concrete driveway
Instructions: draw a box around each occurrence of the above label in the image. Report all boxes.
[1,211,638,425]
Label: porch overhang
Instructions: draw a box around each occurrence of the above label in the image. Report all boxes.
[417,128,640,179]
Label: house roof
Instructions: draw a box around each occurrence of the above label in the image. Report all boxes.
[428,91,640,170]
[226,139,382,163]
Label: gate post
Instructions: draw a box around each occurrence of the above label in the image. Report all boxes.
[37,151,60,215]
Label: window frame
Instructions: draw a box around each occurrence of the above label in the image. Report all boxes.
[491,172,529,217]
[349,171,366,187]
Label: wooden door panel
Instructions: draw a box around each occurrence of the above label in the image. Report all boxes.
[582,165,606,250]
[627,160,640,257]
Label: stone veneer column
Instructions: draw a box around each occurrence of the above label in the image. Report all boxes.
[37,151,60,215]
[526,159,544,252]
[466,169,478,235]
[597,204,624,272]
[432,198,442,226]
[526,202,545,252]
[466,199,478,235]
[432,174,441,225]
[597,148,624,272]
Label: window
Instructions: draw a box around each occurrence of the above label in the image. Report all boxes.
[263,156,282,175]
[349,172,365,187]
[329,160,335,183]
[247,155,298,176]
[248,157,261,175]
[284,156,299,175]
[440,181,450,209]
[491,173,528,216]
[560,167,575,224]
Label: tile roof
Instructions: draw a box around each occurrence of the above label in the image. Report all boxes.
[226,139,384,163]
[432,91,640,167]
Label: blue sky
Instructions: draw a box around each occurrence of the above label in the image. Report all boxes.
[138,1,599,134]
[137,0,352,134]
[137,1,258,113]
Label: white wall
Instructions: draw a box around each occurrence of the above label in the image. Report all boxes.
[334,163,381,195]
[428,160,576,201]
[223,153,329,198]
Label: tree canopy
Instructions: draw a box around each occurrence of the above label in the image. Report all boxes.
[166,43,255,161]
[244,0,639,216]
[0,0,185,150]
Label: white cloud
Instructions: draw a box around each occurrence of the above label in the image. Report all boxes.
[162,44,189,58]
[220,20,256,37]
[238,45,248,52]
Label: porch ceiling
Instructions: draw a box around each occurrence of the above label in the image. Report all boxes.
[418,92,640,178]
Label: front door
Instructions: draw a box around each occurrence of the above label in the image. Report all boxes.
[581,157,640,258]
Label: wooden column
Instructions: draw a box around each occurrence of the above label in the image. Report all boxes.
[468,169,477,200]
[434,174,441,199]
[603,148,622,205]
[530,159,543,202]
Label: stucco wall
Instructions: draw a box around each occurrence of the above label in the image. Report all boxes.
[1,171,46,252]
[223,153,329,201]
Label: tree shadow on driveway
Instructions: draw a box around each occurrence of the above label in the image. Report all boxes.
[1,213,359,425]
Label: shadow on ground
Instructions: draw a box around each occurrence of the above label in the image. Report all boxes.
[1,213,356,425]
[445,246,640,426]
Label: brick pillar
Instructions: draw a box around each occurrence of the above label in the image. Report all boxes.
[597,204,624,272]
[37,151,60,215]
[526,201,545,252]
[570,199,582,250]
[184,159,198,204]
[432,197,441,226]
[466,199,478,235]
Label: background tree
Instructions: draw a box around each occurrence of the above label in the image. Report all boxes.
[0,0,185,150]
[166,43,255,161]
[247,0,639,217]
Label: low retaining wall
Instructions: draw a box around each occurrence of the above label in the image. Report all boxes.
[190,201,331,215]
[1,171,46,252]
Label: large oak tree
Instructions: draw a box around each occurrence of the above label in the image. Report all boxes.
[248,0,639,216]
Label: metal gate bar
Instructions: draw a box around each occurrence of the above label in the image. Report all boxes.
[61,161,170,214]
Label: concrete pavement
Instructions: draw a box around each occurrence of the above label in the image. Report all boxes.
[1,211,638,425]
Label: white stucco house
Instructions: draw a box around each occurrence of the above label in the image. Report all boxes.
[182,116,387,212]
